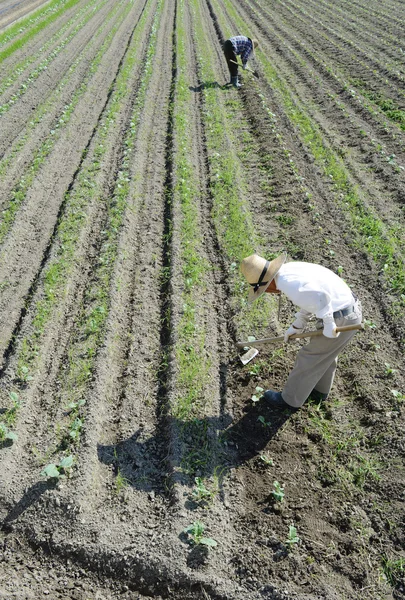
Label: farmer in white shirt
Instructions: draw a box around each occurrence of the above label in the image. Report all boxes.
[240,253,362,409]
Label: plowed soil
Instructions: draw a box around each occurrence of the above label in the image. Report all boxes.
[0,0,404,599]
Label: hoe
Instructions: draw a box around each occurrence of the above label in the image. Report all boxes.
[237,323,364,365]
[230,59,259,79]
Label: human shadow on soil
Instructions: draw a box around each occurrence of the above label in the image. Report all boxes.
[96,399,292,495]
[189,81,230,92]
[2,480,56,530]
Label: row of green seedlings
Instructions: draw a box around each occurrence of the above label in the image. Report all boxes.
[218,0,405,324]
[170,0,212,432]
[0,0,82,63]
[10,0,161,465]
[0,0,131,244]
[0,0,76,48]
[190,0,280,339]
[183,471,299,551]
[247,0,405,162]
[0,0,105,111]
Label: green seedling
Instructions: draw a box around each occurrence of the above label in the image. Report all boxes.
[192,477,215,504]
[184,521,217,547]
[260,454,274,466]
[272,481,285,502]
[248,363,262,375]
[258,415,271,427]
[285,524,300,550]
[41,455,74,479]
[251,386,264,404]
[391,390,405,403]
[114,469,130,495]
[69,417,83,441]
[17,365,33,383]
[384,363,397,377]
[337,265,344,276]
[66,398,86,413]
[381,554,405,587]
[0,423,18,443]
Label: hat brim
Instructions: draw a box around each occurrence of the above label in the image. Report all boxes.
[247,253,286,303]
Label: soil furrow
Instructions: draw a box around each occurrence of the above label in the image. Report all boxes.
[0,0,147,360]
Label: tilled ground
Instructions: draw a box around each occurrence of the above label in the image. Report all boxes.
[0,0,404,599]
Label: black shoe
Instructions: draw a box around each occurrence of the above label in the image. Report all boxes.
[262,390,296,410]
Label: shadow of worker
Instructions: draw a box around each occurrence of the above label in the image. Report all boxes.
[222,398,292,466]
[97,402,292,494]
[189,81,229,92]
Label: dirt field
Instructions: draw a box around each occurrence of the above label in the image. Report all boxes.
[0,0,404,598]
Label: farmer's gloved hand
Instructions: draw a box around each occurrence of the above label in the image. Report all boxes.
[284,324,303,342]
[284,310,311,342]
[323,318,340,338]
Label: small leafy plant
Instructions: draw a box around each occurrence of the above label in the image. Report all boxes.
[285,524,300,550]
[258,415,271,427]
[0,422,18,443]
[41,455,74,479]
[251,386,264,404]
[384,363,396,378]
[192,477,215,504]
[184,521,217,547]
[114,469,130,495]
[260,454,274,466]
[272,481,285,502]
[391,389,405,403]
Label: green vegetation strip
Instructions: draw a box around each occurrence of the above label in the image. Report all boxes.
[0,0,102,100]
[0,0,131,244]
[171,0,211,423]
[0,0,82,63]
[12,0,161,453]
[190,0,279,335]
[218,0,405,310]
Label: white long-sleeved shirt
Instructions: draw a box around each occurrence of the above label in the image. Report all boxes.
[274,262,354,322]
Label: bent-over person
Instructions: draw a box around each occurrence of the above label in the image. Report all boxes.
[240,253,362,409]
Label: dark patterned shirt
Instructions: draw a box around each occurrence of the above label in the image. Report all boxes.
[230,36,253,65]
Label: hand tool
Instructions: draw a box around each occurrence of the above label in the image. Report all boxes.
[230,59,259,79]
[237,323,364,349]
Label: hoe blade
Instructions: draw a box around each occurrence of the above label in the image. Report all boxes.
[240,347,259,365]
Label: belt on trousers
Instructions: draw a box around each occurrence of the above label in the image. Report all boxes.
[333,296,357,319]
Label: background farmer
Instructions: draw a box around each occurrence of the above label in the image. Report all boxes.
[241,253,362,409]
[223,35,258,88]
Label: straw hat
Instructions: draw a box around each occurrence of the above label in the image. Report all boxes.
[240,253,286,303]
[252,38,259,51]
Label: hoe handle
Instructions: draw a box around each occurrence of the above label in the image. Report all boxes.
[230,59,255,73]
[236,323,364,348]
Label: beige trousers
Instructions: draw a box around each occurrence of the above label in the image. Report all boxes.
[282,300,362,408]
